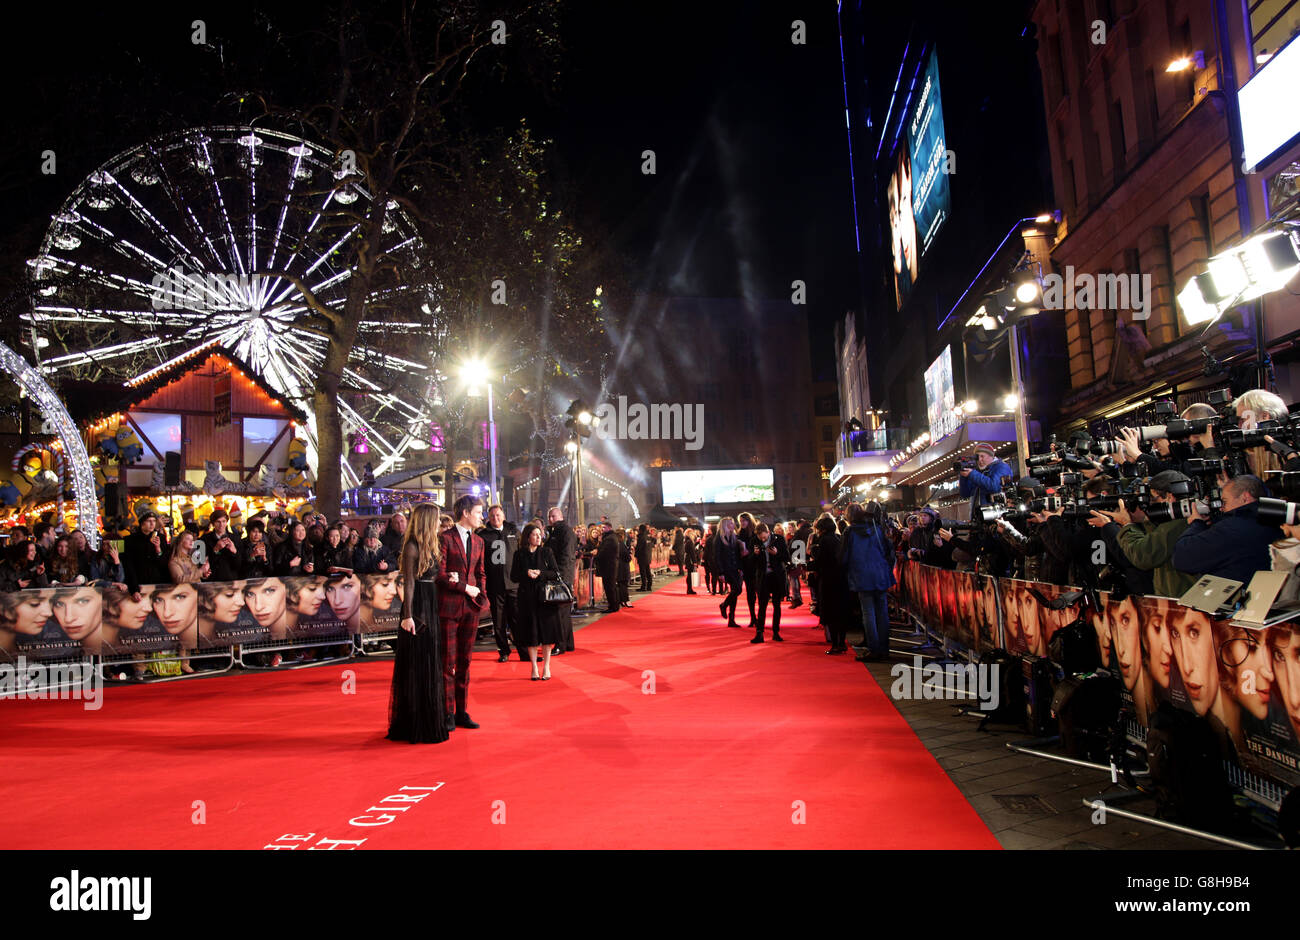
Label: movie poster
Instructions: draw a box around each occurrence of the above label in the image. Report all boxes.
[0,586,102,661]
[948,570,973,648]
[282,575,354,639]
[196,581,269,649]
[102,583,191,656]
[974,572,1002,653]
[360,571,403,634]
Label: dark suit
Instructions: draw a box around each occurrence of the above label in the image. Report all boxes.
[595,531,620,613]
[437,525,486,717]
[545,521,576,651]
[755,534,790,638]
[477,524,518,655]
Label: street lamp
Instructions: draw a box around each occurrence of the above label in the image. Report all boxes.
[460,357,499,508]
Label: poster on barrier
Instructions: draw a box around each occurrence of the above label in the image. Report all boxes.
[282,575,355,639]
[949,571,975,649]
[196,581,269,648]
[1,586,101,661]
[360,571,403,633]
[102,582,194,655]
[974,571,1001,653]
[999,578,1082,658]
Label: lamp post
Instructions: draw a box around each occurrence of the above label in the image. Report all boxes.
[461,358,499,507]
[565,438,584,525]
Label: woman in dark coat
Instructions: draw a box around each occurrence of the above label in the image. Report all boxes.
[809,514,853,653]
[511,522,563,680]
[635,523,654,592]
[616,528,634,608]
[714,517,744,628]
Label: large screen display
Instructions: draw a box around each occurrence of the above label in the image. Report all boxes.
[888,48,951,310]
[924,346,958,442]
[1240,34,1300,170]
[661,468,775,505]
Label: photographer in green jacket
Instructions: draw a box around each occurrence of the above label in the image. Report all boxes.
[1092,470,1196,599]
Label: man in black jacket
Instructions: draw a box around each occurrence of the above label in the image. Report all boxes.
[596,523,620,614]
[124,511,169,591]
[477,505,518,662]
[753,523,789,643]
[240,519,275,578]
[201,509,243,582]
[635,523,654,592]
[1173,474,1278,584]
[545,506,577,653]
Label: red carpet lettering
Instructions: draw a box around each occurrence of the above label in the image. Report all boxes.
[263,784,444,848]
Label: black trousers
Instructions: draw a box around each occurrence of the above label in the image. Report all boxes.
[742,569,758,622]
[756,574,784,637]
[601,573,619,613]
[618,578,630,606]
[721,571,742,623]
[488,590,514,653]
[638,559,653,591]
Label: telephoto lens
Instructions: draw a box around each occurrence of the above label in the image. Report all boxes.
[1136,425,1169,443]
[1088,439,1124,456]
[1256,497,1300,527]
[1144,499,1191,524]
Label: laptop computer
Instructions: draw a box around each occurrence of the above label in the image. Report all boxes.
[1232,570,1300,627]
[1178,575,1243,617]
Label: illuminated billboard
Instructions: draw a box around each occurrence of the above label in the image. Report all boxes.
[924,346,958,442]
[661,467,775,505]
[909,49,951,254]
[888,48,951,310]
[1240,34,1300,170]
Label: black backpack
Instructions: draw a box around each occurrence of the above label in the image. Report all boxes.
[1048,617,1102,676]
[975,648,1025,729]
[1051,673,1122,762]
[1144,702,1233,829]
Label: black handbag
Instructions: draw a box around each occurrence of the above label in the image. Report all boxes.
[543,579,574,605]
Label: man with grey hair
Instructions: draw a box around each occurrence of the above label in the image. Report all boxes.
[1233,388,1289,476]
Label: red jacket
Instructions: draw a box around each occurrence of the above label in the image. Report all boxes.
[437,526,487,620]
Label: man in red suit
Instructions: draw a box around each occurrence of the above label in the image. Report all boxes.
[437,494,487,731]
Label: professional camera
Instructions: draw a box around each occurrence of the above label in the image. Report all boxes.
[953,457,977,473]
[1257,497,1300,527]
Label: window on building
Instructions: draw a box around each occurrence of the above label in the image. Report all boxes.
[821,424,833,441]
[1124,247,1146,335]
[801,487,808,499]
[1158,223,1180,339]
[131,412,182,461]
[1250,0,1300,70]
[1191,192,1213,256]
[823,450,835,467]
[743,413,755,432]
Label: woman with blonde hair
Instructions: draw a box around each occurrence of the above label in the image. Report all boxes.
[388,502,447,743]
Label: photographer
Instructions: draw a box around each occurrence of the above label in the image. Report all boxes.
[1173,474,1277,584]
[1106,470,1197,598]
[958,444,1013,516]
[1233,389,1288,477]
[1113,402,1220,478]
[907,508,974,570]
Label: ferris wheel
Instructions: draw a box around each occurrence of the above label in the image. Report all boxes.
[23,125,439,486]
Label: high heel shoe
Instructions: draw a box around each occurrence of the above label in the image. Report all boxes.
[531,674,541,681]
[542,673,551,680]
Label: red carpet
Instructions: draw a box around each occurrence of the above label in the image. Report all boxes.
[0,577,997,849]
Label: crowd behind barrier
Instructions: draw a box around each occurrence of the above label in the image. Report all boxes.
[892,559,1300,807]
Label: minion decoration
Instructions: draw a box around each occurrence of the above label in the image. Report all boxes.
[96,427,119,458]
[115,425,144,463]
[295,502,315,522]
[283,438,308,489]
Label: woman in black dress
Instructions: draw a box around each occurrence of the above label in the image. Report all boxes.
[387,503,447,743]
[511,522,563,681]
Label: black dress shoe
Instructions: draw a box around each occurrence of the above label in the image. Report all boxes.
[750,635,764,643]
[772,633,784,642]
[497,651,510,663]
[454,712,480,729]
[444,713,456,732]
